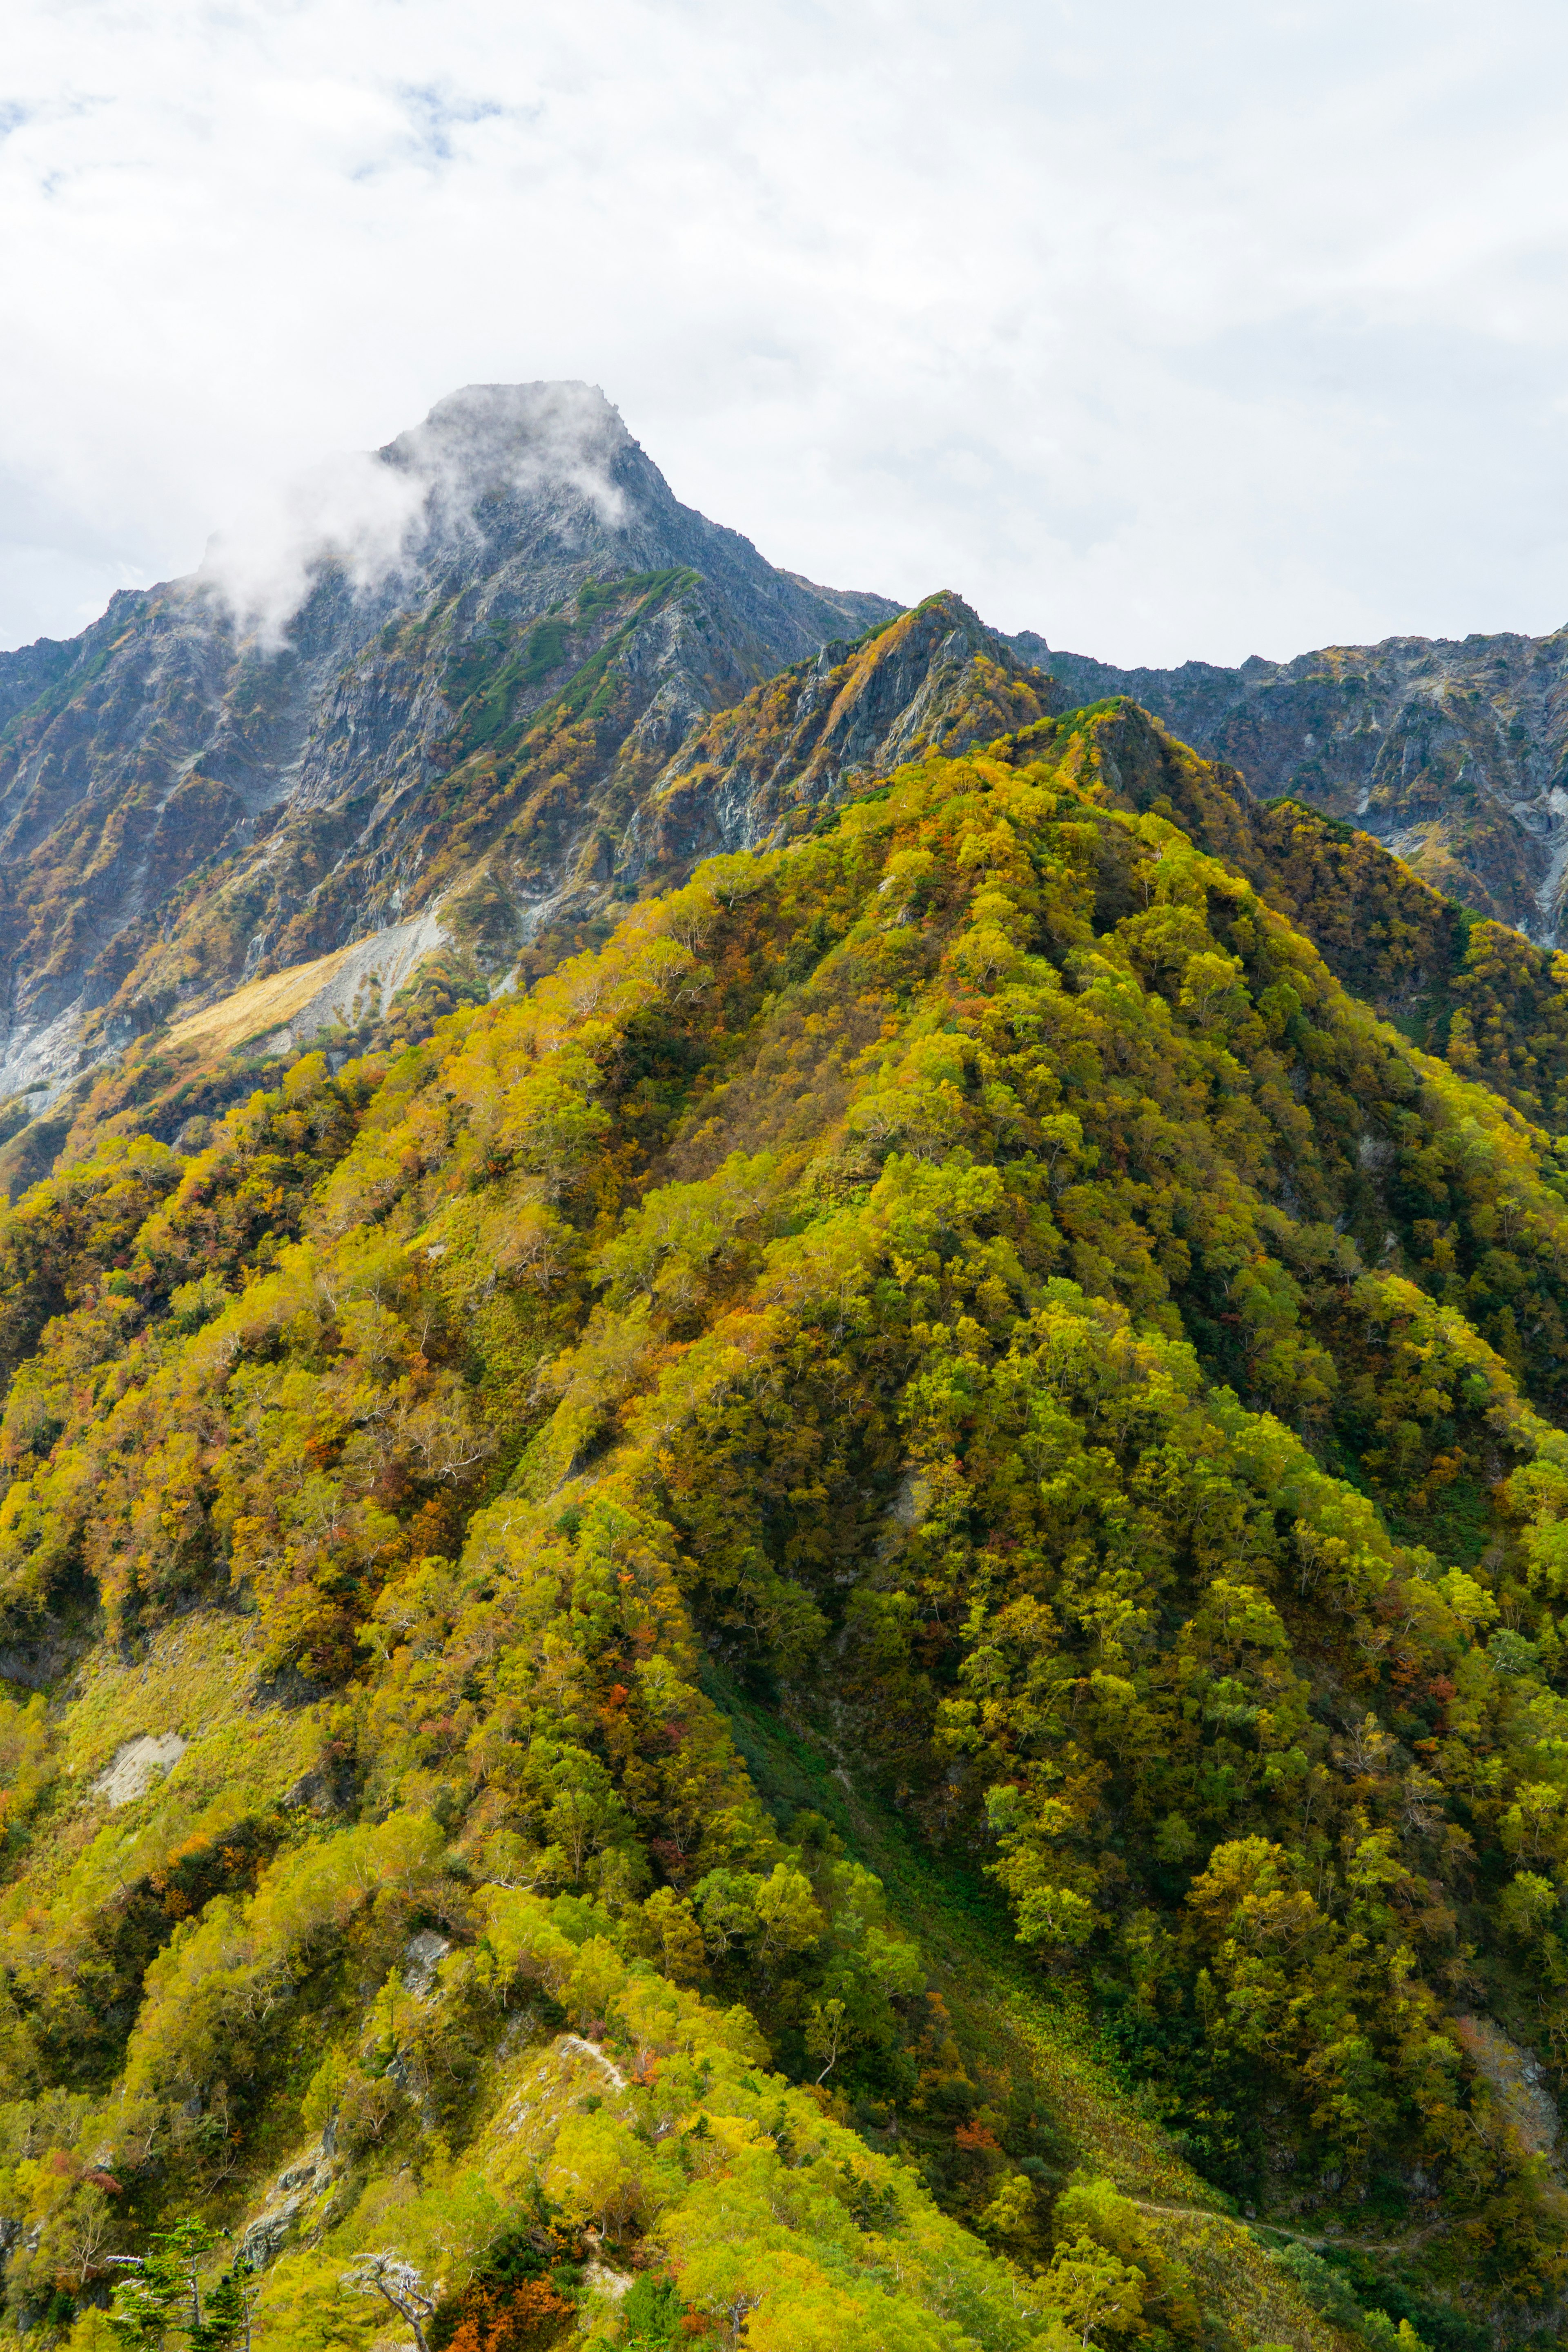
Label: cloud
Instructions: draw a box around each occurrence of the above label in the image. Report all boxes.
[198,381,630,644]
[198,448,425,646]
[389,381,630,538]
[2,0,1568,664]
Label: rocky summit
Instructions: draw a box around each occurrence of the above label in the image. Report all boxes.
[0,384,900,1105]
[11,394,1568,2352]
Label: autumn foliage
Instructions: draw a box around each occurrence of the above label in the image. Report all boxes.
[10,703,1568,2345]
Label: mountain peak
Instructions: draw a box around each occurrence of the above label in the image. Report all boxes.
[0,388,899,1102]
[380,379,637,514]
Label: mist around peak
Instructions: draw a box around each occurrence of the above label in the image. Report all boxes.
[382,380,634,519]
[197,379,639,648]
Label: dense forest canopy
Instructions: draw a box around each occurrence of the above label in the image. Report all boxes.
[7,694,1568,2350]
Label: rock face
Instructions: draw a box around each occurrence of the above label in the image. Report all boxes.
[90,1733,187,1809]
[0,382,1071,1112]
[1027,626,1568,942]
[0,383,900,1100]
[627,591,1063,880]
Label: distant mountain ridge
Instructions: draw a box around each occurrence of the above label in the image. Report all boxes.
[1022,623,1568,944]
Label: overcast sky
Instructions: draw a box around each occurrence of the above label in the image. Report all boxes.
[4,0,1568,665]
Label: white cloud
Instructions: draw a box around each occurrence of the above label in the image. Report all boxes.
[198,449,426,647]
[199,381,630,643]
[2,0,1568,663]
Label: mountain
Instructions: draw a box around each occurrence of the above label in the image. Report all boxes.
[627,589,1062,885]
[9,684,1568,2349]
[1038,696,1568,1136]
[1025,624,1568,944]
[0,603,1055,1203]
[16,398,1568,2352]
[0,384,900,1107]
[0,392,1066,1198]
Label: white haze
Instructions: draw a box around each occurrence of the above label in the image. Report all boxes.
[4,0,1568,665]
[199,451,428,648]
[200,381,630,644]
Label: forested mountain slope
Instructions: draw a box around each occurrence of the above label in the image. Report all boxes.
[8,702,1568,2349]
[1058,701,1568,1136]
[1025,626,1568,945]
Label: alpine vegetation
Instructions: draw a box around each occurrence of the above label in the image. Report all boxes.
[3,393,1568,2352]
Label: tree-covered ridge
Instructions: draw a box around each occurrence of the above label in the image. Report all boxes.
[1249,804,1568,1134]
[9,711,1568,2343]
[1051,697,1568,1136]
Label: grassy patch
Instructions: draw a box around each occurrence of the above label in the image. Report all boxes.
[1,1610,321,1942]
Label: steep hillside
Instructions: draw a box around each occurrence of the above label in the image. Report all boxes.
[8,705,1568,2349]
[18,673,1568,1227]
[0,384,898,1106]
[0,592,1061,1204]
[1052,699,1568,1136]
[630,590,1060,883]
[1027,626,1568,944]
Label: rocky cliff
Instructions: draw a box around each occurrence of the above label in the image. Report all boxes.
[624,590,1062,886]
[0,384,902,1103]
[1027,624,1568,942]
